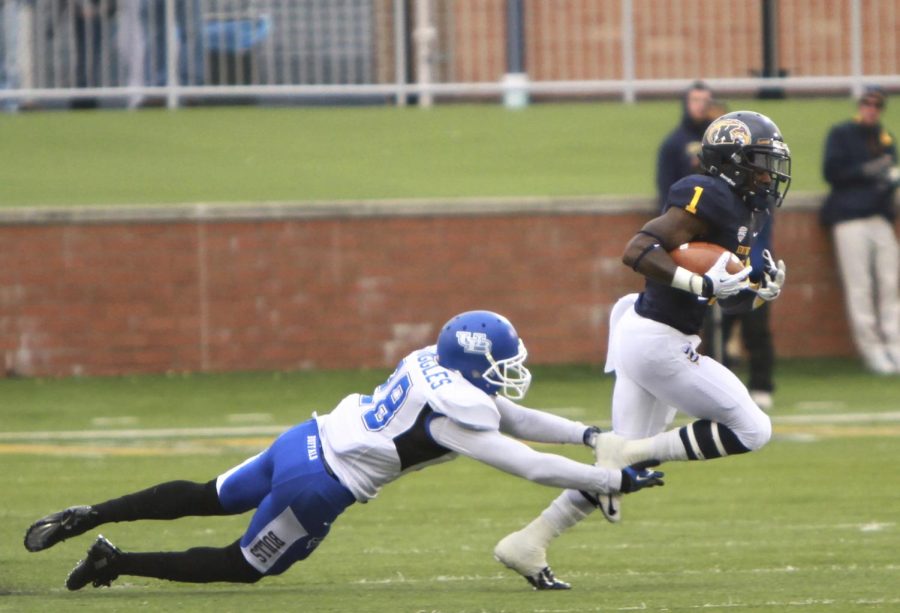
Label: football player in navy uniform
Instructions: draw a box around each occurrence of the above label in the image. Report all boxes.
[495,111,790,589]
[24,311,664,591]
[659,94,779,410]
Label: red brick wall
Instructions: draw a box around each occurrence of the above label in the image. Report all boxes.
[0,202,860,378]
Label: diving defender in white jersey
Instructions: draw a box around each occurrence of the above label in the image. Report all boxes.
[25,310,664,591]
[495,111,791,588]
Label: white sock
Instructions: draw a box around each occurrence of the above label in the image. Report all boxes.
[520,489,596,547]
[624,429,689,463]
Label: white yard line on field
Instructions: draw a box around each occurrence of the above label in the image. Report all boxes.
[772,410,900,424]
[0,410,898,443]
[530,598,900,612]
[0,425,288,441]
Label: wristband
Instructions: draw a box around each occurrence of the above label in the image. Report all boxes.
[671,266,705,296]
[583,426,602,447]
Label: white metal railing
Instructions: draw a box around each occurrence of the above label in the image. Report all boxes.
[0,0,896,111]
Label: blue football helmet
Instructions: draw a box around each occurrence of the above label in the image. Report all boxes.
[436,310,531,399]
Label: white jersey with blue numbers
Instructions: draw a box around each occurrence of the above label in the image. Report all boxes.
[316,345,499,501]
[316,345,624,502]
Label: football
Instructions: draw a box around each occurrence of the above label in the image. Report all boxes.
[669,242,744,275]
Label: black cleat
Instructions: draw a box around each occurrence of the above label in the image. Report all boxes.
[24,506,98,552]
[525,566,571,590]
[66,535,122,591]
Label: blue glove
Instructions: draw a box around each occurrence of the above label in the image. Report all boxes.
[620,460,665,493]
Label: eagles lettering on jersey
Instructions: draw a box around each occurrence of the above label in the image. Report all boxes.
[316,346,500,502]
[635,174,766,335]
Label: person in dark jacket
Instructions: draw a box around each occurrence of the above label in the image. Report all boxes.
[656,90,777,409]
[71,0,117,109]
[719,214,776,407]
[822,86,900,374]
[655,81,713,208]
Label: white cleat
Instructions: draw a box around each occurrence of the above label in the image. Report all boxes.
[494,530,570,590]
[593,432,628,523]
[494,529,547,578]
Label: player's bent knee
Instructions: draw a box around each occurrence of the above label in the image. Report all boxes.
[733,412,772,452]
[226,562,264,584]
[745,413,772,451]
[224,540,266,583]
[234,569,264,583]
[680,417,771,459]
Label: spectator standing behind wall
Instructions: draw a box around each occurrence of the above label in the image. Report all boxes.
[710,97,777,411]
[116,0,145,109]
[143,0,205,88]
[1,0,35,113]
[720,203,776,409]
[821,86,900,375]
[655,86,777,410]
[655,81,713,208]
[114,0,204,108]
[72,0,117,109]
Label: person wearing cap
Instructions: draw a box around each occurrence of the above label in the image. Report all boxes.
[822,86,900,374]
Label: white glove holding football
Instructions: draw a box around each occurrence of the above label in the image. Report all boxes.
[754,249,786,302]
[702,251,752,299]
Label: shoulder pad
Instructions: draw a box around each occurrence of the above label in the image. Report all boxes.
[429,376,501,431]
[665,174,737,222]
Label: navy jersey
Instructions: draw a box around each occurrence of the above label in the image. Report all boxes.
[635,174,765,335]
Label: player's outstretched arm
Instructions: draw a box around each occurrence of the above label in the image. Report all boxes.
[429,417,663,495]
[494,395,594,446]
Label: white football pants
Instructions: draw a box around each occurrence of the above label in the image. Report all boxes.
[605,294,771,450]
[832,216,900,372]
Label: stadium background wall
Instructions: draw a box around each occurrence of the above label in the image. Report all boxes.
[0,196,875,378]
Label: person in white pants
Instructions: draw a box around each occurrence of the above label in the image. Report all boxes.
[822,86,900,374]
[494,111,791,589]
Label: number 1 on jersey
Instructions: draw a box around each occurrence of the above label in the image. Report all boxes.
[685,186,703,214]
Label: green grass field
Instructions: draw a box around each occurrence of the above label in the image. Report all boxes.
[1,97,893,207]
[2,359,899,612]
[3,97,899,610]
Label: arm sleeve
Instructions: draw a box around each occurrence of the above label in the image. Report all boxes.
[428,416,622,494]
[494,395,587,445]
